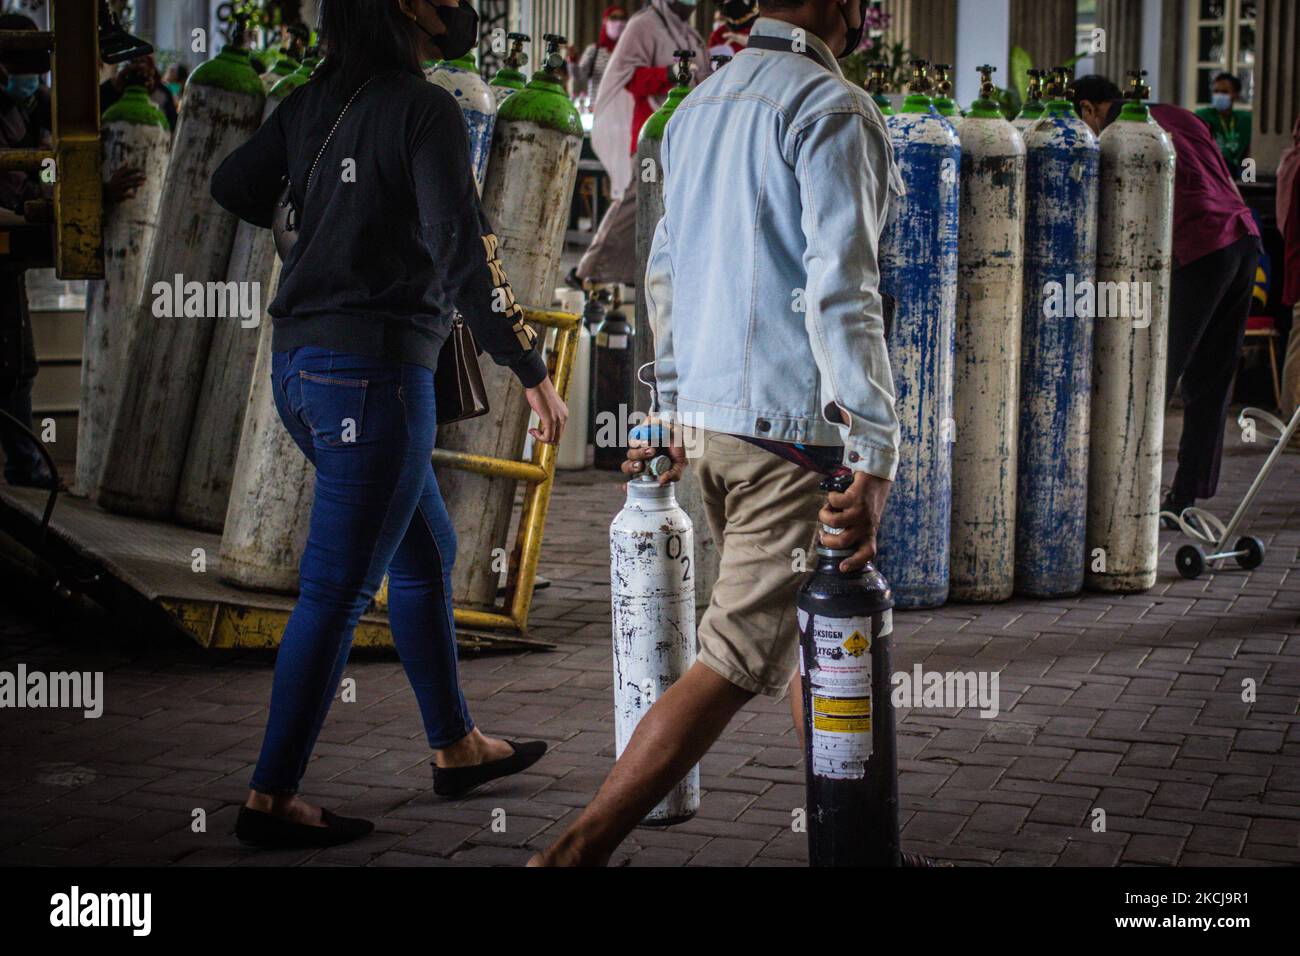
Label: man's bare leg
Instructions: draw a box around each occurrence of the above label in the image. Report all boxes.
[531,662,753,866]
[788,671,805,752]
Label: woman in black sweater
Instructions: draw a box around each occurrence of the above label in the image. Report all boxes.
[212,0,567,848]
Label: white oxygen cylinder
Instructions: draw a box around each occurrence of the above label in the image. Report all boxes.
[609,457,699,824]
[76,84,170,499]
[1086,77,1175,593]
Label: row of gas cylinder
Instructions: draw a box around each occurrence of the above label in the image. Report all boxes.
[866,60,1176,609]
[76,33,584,610]
[614,56,1177,614]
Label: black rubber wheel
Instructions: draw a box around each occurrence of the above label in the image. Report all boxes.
[1234,536,1265,570]
[1175,545,1206,579]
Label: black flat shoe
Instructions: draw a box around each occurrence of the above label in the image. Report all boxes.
[432,740,547,798]
[235,805,374,849]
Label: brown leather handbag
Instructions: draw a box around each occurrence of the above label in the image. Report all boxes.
[434,316,490,425]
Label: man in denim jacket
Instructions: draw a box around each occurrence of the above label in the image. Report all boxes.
[535,0,901,866]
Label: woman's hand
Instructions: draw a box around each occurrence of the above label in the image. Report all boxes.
[525,377,568,445]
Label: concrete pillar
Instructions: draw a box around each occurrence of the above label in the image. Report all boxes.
[1008,0,1076,72]
[1254,0,1300,172]
[1094,0,1143,86]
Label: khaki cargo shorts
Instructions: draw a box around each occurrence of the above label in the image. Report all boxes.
[689,429,824,697]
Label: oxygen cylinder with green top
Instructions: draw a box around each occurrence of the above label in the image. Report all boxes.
[950,64,1026,602]
[176,48,312,531]
[931,62,963,127]
[1013,68,1046,133]
[1087,69,1175,593]
[1015,65,1100,598]
[435,34,585,612]
[262,52,298,90]
[76,81,171,499]
[865,61,894,115]
[98,45,265,520]
[489,32,530,106]
[875,58,961,609]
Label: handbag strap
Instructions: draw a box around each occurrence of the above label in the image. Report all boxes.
[294,76,376,201]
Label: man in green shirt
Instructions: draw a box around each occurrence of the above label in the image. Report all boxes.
[1196,71,1251,177]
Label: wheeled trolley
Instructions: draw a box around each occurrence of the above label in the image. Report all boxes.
[1163,406,1300,579]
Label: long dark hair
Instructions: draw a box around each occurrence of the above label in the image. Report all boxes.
[314,0,423,91]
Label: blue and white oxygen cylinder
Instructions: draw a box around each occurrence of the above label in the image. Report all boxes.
[1087,71,1175,593]
[1015,69,1100,597]
[950,67,1025,602]
[876,60,961,610]
[426,52,497,192]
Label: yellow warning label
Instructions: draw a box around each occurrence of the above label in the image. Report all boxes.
[813,695,871,717]
[813,714,872,733]
[842,630,869,657]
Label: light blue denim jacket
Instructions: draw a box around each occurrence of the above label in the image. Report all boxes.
[646,18,903,480]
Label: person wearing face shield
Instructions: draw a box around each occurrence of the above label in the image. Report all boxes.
[709,0,760,58]
[0,13,57,490]
[571,0,711,288]
[533,0,903,867]
[1195,72,1252,178]
[210,0,567,848]
[570,5,627,103]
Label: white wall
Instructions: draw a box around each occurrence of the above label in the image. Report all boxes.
[955,0,1010,109]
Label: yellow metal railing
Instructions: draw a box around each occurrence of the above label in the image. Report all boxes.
[378,306,581,642]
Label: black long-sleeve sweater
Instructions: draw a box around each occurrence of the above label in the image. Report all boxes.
[210,68,547,387]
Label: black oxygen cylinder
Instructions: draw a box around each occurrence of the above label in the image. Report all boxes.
[798,471,900,867]
[592,288,635,471]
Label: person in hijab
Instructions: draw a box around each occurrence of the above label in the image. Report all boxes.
[570,6,627,103]
[571,0,710,288]
[709,0,759,58]
[1278,112,1300,424]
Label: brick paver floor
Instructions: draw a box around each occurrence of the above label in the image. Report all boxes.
[1,409,1297,866]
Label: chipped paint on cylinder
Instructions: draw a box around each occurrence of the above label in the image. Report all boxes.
[436,91,582,610]
[610,479,699,822]
[950,115,1025,602]
[1086,111,1174,593]
[76,95,170,500]
[426,56,497,192]
[875,107,961,610]
[219,277,316,594]
[96,63,265,520]
[175,92,292,531]
[1015,105,1099,597]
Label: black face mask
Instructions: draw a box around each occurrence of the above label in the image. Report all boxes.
[416,0,480,62]
[838,0,865,59]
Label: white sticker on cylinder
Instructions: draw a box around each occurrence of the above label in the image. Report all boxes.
[808,614,875,780]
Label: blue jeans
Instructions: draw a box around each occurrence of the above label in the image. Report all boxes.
[249,346,473,795]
